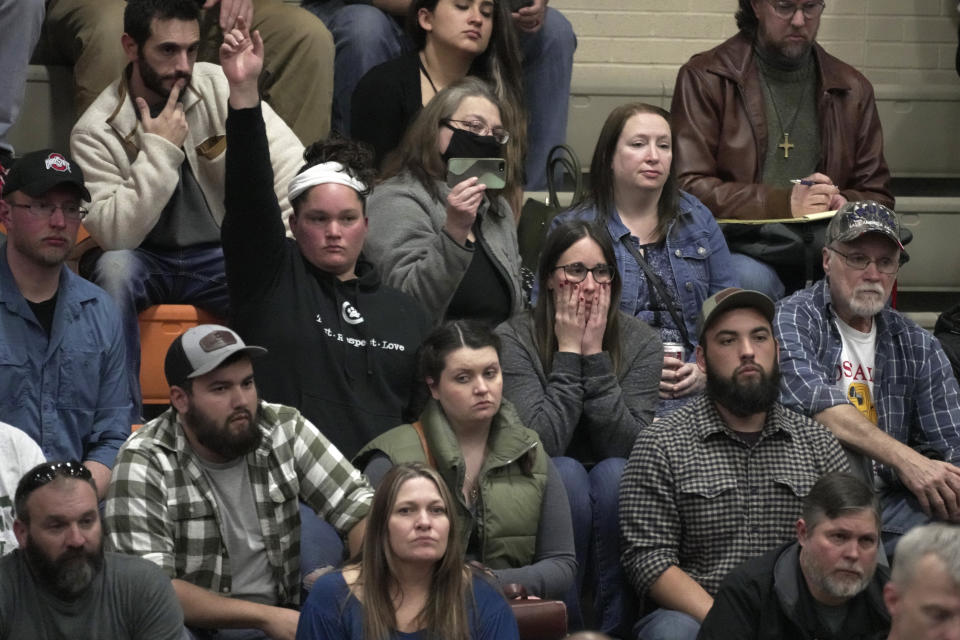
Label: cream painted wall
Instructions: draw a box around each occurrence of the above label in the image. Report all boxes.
[552,0,960,91]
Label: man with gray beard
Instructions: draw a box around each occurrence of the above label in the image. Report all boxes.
[0,461,183,639]
[776,201,960,556]
[699,472,890,640]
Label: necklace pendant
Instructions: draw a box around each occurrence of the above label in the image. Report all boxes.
[778,133,795,159]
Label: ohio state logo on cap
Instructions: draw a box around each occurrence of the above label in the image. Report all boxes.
[44,153,72,173]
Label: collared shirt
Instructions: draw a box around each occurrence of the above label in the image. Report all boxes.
[619,395,848,598]
[104,401,373,606]
[0,243,134,467]
[775,279,960,478]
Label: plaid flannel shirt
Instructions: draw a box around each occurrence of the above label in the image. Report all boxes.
[619,396,848,599]
[104,402,373,605]
[775,280,960,477]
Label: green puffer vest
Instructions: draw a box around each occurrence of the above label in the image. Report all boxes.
[356,398,547,570]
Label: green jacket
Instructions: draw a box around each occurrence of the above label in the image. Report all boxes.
[356,398,547,569]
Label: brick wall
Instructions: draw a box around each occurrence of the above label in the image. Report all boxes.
[554,0,960,90]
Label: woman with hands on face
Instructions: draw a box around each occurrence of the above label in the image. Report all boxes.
[364,78,524,326]
[496,219,661,632]
[549,103,738,419]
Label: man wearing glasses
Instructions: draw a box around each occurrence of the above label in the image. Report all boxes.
[0,461,184,638]
[776,201,960,556]
[0,149,133,499]
[670,0,893,300]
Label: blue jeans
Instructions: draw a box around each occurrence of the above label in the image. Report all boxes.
[303,1,407,135]
[879,481,933,557]
[634,609,701,640]
[83,245,230,416]
[727,252,786,301]
[303,1,576,191]
[553,456,631,635]
[0,0,44,155]
[298,501,346,585]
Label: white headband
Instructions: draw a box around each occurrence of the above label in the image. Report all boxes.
[287,161,368,204]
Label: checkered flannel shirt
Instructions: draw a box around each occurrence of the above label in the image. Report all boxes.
[104,402,373,606]
[619,395,848,599]
[776,279,960,475]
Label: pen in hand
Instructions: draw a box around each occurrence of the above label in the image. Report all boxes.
[790,179,817,186]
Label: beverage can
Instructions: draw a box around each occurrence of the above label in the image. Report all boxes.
[662,341,685,361]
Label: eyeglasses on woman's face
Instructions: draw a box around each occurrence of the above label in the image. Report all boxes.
[553,262,616,284]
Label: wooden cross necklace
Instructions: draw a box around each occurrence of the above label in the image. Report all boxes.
[759,69,810,159]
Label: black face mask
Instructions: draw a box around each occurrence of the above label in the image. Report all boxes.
[441,126,503,163]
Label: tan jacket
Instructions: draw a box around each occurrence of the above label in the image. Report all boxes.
[71,62,304,249]
[670,33,893,221]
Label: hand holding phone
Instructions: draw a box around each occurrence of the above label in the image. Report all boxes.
[446,157,506,190]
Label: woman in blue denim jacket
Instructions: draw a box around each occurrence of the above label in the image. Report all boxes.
[550,103,738,416]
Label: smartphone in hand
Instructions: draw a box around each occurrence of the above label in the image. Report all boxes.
[446,157,506,190]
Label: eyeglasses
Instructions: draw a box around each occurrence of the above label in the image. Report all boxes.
[765,0,825,20]
[826,246,903,275]
[20,460,92,493]
[441,119,510,145]
[554,263,616,284]
[12,202,88,221]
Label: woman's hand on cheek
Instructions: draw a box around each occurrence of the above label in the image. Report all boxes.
[443,177,486,245]
[554,281,585,354]
[581,283,610,356]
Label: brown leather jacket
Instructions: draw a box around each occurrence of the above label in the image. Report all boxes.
[670,32,893,220]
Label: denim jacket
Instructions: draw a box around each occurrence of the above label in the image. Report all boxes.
[550,191,737,349]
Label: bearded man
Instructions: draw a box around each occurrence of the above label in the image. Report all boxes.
[669,0,893,299]
[776,201,960,556]
[68,0,304,417]
[699,471,890,640]
[104,324,373,639]
[619,287,849,640]
[0,460,183,638]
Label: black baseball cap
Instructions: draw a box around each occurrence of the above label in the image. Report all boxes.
[4,149,91,201]
[164,325,267,388]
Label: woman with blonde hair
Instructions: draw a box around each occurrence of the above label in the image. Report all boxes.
[296,462,518,639]
[365,79,524,326]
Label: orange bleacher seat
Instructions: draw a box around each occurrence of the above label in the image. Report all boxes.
[139,304,223,405]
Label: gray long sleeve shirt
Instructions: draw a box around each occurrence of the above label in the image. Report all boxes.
[495,311,662,461]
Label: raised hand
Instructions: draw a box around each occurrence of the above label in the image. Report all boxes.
[554,279,585,354]
[203,0,254,32]
[581,281,610,356]
[136,80,188,147]
[444,177,486,245]
[220,16,263,109]
[513,0,547,33]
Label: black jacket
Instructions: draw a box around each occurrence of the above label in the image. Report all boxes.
[222,104,431,458]
[698,541,890,640]
[351,53,421,168]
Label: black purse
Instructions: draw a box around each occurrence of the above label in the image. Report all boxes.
[517,145,586,275]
